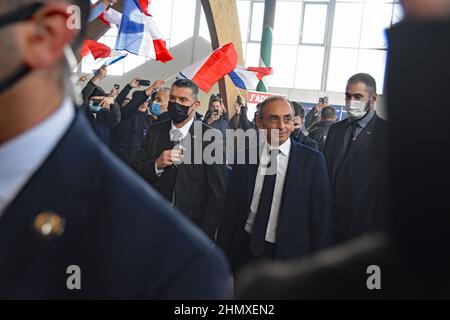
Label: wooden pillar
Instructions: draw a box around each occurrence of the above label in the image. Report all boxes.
[200,0,246,117]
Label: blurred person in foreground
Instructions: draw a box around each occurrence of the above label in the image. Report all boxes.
[0,0,229,299]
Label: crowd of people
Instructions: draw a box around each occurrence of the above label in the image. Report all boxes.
[79,65,389,281]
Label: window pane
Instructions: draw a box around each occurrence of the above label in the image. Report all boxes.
[392,3,404,24]
[326,48,358,92]
[245,42,261,67]
[332,3,363,48]
[295,46,324,90]
[199,7,211,42]
[302,4,328,45]
[360,3,392,49]
[170,0,196,46]
[242,42,247,59]
[270,45,297,88]
[273,2,302,45]
[250,2,264,42]
[123,54,147,74]
[152,0,173,40]
[100,36,116,49]
[106,59,124,76]
[237,1,251,42]
[357,49,387,94]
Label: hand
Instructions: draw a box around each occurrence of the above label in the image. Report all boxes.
[207,112,220,124]
[155,149,183,170]
[220,103,227,114]
[130,78,141,88]
[401,0,450,19]
[78,75,88,82]
[145,80,165,95]
[109,87,119,98]
[235,102,241,115]
[91,96,114,110]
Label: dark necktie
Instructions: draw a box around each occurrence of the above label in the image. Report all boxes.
[343,121,358,156]
[249,151,277,257]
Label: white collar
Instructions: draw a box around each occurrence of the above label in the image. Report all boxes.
[0,98,75,216]
[170,117,194,141]
[265,138,291,157]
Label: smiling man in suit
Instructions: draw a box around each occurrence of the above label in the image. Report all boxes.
[0,0,229,299]
[323,73,389,244]
[216,96,332,273]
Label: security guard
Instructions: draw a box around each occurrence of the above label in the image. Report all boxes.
[0,0,229,299]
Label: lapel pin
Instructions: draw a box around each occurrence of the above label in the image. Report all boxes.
[34,212,66,239]
[366,131,372,135]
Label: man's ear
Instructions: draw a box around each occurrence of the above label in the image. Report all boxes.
[20,2,78,69]
[255,114,263,129]
[371,94,377,108]
[193,100,201,110]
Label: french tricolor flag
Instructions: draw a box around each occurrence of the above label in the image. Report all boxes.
[98,8,122,29]
[80,40,111,60]
[115,0,173,63]
[228,66,273,91]
[80,39,128,71]
[178,43,238,93]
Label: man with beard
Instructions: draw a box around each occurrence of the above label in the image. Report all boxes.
[323,73,389,244]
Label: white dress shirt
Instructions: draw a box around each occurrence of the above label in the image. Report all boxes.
[0,98,75,217]
[155,118,194,176]
[245,138,292,243]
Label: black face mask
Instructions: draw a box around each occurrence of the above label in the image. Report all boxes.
[292,128,301,137]
[0,3,43,95]
[168,101,194,124]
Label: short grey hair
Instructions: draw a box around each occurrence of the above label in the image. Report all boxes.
[257,96,294,119]
[158,87,171,95]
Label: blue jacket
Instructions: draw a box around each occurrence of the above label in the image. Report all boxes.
[0,108,230,299]
[217,139,332,269]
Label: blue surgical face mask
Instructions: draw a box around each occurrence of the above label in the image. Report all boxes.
[151,102,161,116]
[89,100,102,113]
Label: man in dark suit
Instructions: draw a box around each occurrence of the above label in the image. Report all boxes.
[290,101,319,151]
[81,66,121,146]
[133,79,228,240]
[308,106,336,152]
[110,81,164,165]
[0,0,229,299]
[216,96,332,273]
[323,73,389,243]
[237,2,450,299]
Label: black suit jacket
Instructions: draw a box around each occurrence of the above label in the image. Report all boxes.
[216,139,332,270]
[323,114,389,243]
[292,131,319,151]
[0,109,229,299]
[133,119,228,240]
[110,90,153,163]
[308,120,334,152]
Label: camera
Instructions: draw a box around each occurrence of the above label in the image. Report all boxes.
[138,80,151,86]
